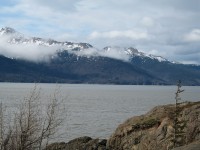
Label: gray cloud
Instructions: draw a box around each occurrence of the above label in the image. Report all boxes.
[20,0,81,12]
[89,30,148,40]
[0,0,200,64]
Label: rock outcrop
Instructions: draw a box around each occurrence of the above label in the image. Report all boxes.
[46,101,200,150]
[172,140,200,150]
[46,136,107,150]
[107,101,200,150]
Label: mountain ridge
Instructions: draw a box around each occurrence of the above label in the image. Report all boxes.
[0,27,174,64]
[0,27,200,85]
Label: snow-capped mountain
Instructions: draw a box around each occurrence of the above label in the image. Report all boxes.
[0,27,92,49]
[0,27,172,63]
[0,27,17,35]
[0,27,200,85]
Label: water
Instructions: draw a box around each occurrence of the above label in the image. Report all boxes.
[0,83,199,142]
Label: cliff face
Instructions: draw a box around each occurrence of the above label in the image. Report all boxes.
[107,102,200,150]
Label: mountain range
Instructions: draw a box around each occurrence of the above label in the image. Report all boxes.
[0,27,200,85]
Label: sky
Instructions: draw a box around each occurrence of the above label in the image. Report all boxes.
[0,0,200,64]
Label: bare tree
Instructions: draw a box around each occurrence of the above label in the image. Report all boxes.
[0,85,65,150]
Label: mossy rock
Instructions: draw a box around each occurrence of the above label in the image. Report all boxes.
[132,118,160,131]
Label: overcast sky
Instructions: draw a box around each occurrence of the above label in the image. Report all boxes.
[0,0,200,64]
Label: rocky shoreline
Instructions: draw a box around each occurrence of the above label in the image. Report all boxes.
[46,101,200,150]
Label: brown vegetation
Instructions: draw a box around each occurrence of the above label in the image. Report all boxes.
[0,86,65,150]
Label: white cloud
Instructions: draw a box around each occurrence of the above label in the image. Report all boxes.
[0,33,132,62]
[89,30,148,40]
[0,35,58,62]
[140,17,155,27]
[184,29,200,42]
[99,47,130,61]
[67,46,131,61]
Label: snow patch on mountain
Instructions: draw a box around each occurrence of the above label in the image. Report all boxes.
[147,54,169,62]
[0,27,94,61]
[0,27,172,63]
[102,46,170,63]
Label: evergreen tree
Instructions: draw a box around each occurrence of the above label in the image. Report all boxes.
[173,80,186,148]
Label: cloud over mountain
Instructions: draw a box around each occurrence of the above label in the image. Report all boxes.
[0,27,133,62]
[0,36,57,62]
[0,0,200,64]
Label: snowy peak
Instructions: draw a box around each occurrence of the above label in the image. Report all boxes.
[103,46,139,55]
[0,27,16,35]
[125,47,139,55]
[103,46,142,57]
[0,27,24,39]
[148,54,168,62]
[0,27,93,50]
[0,27,171,63]
[102,46,170,63]
[0,27,26,44]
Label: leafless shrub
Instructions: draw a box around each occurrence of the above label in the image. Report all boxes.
[0,85,65,150]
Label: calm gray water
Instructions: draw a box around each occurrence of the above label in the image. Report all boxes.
[0,83,199,142]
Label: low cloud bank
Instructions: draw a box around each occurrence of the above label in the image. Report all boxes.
[0,36,60,62]
[71,47,130,61]
[0,35,131,62]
